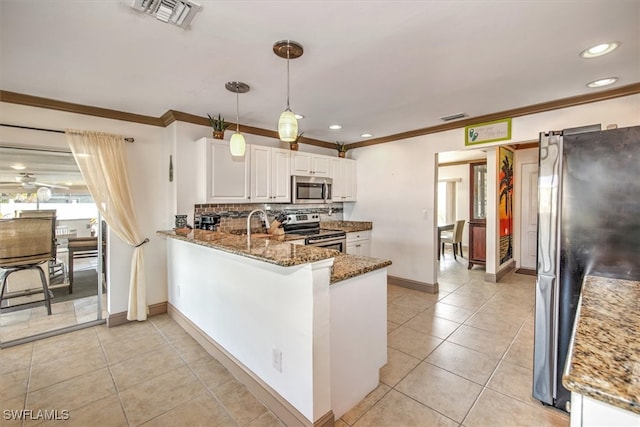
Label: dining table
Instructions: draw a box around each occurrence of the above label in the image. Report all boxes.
[67,236,98,293]
[437,223,454,260]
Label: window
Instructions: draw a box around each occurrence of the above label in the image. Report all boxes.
[438,180,458,225]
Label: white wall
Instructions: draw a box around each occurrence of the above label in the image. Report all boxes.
[0,102,170,316]
[346,95,640,286]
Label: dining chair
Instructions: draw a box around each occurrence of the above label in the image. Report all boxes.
[441,219,465,260]
[16,209,67,284]
[0,217,56,315]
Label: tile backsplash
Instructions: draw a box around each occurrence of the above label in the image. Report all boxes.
[193,203,344,232]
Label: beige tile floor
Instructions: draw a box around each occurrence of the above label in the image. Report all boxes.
[1,256,106,343]
[0,250,570,426]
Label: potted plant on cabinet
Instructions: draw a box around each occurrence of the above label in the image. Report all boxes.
[289,132,304,151]
[207,113,229,139]
[336,141,348,158]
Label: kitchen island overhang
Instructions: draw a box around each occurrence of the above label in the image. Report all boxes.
[157,230,390,426]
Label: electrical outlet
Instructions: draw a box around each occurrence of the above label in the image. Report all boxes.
[272,348,282,372]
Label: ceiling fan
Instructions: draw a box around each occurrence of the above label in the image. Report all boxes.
[0,172,69,190]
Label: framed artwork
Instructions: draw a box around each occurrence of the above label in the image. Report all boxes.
[465,118,512,146]
[499,146,514,264]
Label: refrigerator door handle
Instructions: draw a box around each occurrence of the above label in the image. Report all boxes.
[533,274,557,405]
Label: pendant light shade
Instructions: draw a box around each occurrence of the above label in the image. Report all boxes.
[273,40,303,142]
[225,81,250,156]
[229,132,246,156]
[278,109,298,142]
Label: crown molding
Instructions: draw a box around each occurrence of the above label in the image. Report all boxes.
[3,82,639,151]
[349,82,640,149]
[0,90,164,127]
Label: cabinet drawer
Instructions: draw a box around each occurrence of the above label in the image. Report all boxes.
[346,230,371,243]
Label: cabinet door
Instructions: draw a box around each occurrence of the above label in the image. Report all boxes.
[250,145,271,202]
[343,159,356,201]
[198,138,250,203]
[346,241,358,255]
[359,239,371,257]
[330,158,344,201]
[330,158,357,201]
[468,161,487,268]
[312,155,331,177]
[271,148,291,202]
[291,152,312,176]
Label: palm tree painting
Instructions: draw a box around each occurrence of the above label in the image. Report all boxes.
[499,147,514,264]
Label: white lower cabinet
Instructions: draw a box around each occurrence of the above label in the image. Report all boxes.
[570,393,640,427]
[346,230,371,256]
[196,138,251,203]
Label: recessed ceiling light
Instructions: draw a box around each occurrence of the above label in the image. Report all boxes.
[294,113,304,120]
[360,133,373,138]
[329,124,342,130]
[10,164,26,170]
[65,182,73,186]
[587,77,618,88]
[580,42,620,58]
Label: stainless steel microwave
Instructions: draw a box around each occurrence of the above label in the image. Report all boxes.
[291,176,332,204]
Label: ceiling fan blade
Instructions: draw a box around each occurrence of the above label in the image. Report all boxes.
[34,182,70,190]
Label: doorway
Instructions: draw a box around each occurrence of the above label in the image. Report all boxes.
[0,146,106,346]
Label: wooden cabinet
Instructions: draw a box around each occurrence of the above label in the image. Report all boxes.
[346,230,371,256]
[250,145,290,202]
[196,138,251,203]
[330,158,357,202]
[291,152,331,177]
[468,161,487,269]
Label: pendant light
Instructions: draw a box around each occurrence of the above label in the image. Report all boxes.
[273,40,303,142]
[225,81,250,156]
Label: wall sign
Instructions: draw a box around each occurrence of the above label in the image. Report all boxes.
[465,118,512,146]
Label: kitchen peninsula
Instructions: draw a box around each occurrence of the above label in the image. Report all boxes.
[563,275,640,426]
[157,229,391,426]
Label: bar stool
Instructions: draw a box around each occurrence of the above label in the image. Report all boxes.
[0,217,55,315]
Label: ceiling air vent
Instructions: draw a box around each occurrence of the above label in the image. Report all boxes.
[440,112,468,122]
[131,0,201,29]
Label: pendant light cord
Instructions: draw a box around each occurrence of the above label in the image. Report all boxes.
[235,85,240,133]
[286,48,291,111]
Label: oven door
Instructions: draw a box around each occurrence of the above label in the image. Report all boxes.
[305,235,346,253]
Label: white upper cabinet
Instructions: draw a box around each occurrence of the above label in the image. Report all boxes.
[250,145,290,202]
[330,158,357,202]
[196,138,251,203]
[291,152,331,177]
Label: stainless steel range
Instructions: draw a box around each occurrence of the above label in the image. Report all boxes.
[283,213,346,252]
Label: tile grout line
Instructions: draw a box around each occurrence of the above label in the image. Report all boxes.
[147,317,249,427]
[92,325,131,426]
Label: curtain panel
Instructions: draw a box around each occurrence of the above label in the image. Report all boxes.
[66,130,148,321]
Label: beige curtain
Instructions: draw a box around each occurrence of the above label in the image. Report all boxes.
[66,130,148,321]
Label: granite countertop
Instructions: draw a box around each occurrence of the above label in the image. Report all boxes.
[320,220,372,233]
[562,275,640,414]
[331,254,392,284]
[157,229,338,267]
[158,229,391,283]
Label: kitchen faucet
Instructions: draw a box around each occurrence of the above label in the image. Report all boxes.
[246,209,270,246]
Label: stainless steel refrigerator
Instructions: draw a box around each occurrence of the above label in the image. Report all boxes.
[533,125,640,411]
